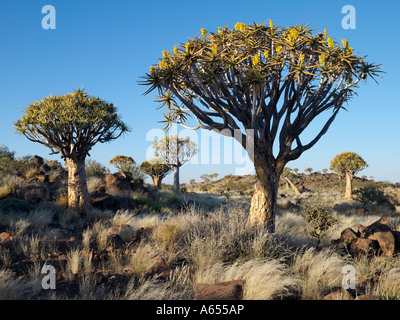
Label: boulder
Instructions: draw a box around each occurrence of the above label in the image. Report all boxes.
[23,184,48,203]
[380,201,396,212]
[107,224,135,241]
[90,193,117,210]
[360,216,395,257]
[354,295,380,300]
[340,227,359,244]
[349,238,379,255]
[194,280,245,300]
[322,289,353,300]
[0,232,13,244]
[114,196,138,210]
[105,173,133,195]
[90,193,137,211]
[30,155,44,167]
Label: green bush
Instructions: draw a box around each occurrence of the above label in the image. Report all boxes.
[300,199,338,246]
[199,184,211,192]
[0,198,34,213]
[352,186,388,205]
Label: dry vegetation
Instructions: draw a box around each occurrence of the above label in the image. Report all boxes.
[0,170,399,300]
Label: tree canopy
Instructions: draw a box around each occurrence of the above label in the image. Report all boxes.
[14,89,129,162]
[330,151,367,178]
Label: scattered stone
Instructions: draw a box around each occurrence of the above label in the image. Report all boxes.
[23,185,48,203]
[349,238,379,255]
[107,224,135,241]
[354,295,380,300]
[194,280,245,300]
[340,227,359,244]
[360,216,395,257]
[0,232,13,244]
[322,289,353,300]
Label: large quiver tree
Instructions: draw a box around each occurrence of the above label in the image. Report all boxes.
[14,89,129,212]
[142,21,382,232]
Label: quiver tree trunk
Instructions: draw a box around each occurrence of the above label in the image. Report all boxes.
[247,155,282,233]
[66,158,91,213]
[152,176,162,189]
[345,172,353,200]
[173,165,180,194]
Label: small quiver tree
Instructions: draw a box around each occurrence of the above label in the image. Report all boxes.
[140,158,172,189]
[14,89,128,212]
[152,135,197,193]
[330,151,367,199]
[142,21,382,232]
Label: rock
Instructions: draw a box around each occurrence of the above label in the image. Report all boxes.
[340,227,359,244]
[355,208,367,214]
[387,268,400,280]
[114,196,137,210]
[90,193,137,211]
[381,201,396,212]
[194,280,245,300]
[354,295,380,300]
[23,184,48,203]
[107,224,135,241]
[30,155,44,167]
[0,232,13,244]
[40,163,51,173]
[281,200,300,212]
[360,216,395,257]
[349,238,379,255]
[105,173,133,195]
[322,289,353,300]
[91,193,117,210]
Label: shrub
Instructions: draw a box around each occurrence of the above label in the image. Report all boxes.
[86,159,109,177]
[199,184,211,192]
[352,186,388,205]
[300,199,338,246]
[0,198,34,213]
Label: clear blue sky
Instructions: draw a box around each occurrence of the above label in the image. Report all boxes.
[0,0,399,184]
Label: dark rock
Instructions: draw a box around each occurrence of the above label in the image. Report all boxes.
[194,280,245,300]
[360,216,395,257]
[23,185,48,203]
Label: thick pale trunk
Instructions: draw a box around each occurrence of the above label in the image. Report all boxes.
[66,158,91,213]
[345,172,353,200]
[152,176,162,189]
[173,165,180,194]
[247,158,281,233]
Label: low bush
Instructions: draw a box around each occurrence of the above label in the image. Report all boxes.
[352,186,388,205]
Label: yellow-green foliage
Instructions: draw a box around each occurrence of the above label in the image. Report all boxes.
[330,152,368,177]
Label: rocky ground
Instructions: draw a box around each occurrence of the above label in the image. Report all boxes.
[0,155,400,300]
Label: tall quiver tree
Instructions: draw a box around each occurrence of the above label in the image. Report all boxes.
[14,89,129,212]
[142,21,382,232]
[152,135,197,193]
[330,152,367,200]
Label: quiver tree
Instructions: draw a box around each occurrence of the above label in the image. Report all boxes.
[330,151,367,199]
[281,167,300,194]
[140,158,172,189]
[142,21,382,232]
[152,135,197,193]
[14,89,129,212]
[109,155,144,179]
